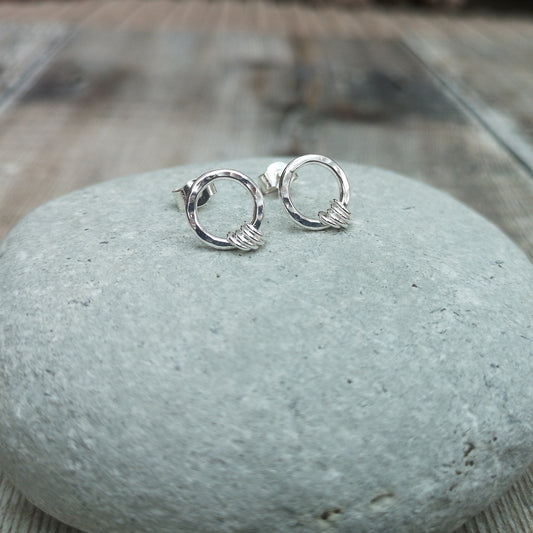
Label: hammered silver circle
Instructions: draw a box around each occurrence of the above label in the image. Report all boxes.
[279,154,350,230]
[186,169,265,250]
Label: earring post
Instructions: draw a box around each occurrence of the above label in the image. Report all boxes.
[257,161,287,195]
[172,180,216,211]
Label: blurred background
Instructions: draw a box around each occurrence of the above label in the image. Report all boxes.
[0,0,532,251]
[0,1,533,532]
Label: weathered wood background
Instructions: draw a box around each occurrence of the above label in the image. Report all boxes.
[1,1,533,532]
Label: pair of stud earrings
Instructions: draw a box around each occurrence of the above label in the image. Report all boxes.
[172,154,351,251]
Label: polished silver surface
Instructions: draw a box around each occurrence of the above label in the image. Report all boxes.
[258,161,288,194]
[278,154,351,230]
[258,161,299,195]
[174,169,265,251]
[172,180,216,211]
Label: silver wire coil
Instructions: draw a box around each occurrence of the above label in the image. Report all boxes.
[227,223,265,251]
[318,199,351,229]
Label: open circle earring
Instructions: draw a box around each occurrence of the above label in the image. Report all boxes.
[172,169,265,251]
[258,154,351,231]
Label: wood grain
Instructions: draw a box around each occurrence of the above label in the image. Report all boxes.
[402,15,533,175]
[0,22,70,114]
[1,2,533,532]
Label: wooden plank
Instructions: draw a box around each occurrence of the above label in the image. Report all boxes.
[0,22,71,114]
[117,0,175,31]
[0,472,79,533]
[402,16,533,176]
[81,1,144,28]
[1,4,533,533]
[460,468,533,532]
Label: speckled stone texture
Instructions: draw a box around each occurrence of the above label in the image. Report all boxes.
[1,159,533,533]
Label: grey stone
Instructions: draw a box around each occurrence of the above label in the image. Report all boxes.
[1,158,533,533]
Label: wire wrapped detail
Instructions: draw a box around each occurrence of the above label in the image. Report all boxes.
[318,199,351,229]
[227,223,265,251]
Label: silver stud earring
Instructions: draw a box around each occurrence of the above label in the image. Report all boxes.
[172,169,265,251]
[258,154,351,230]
